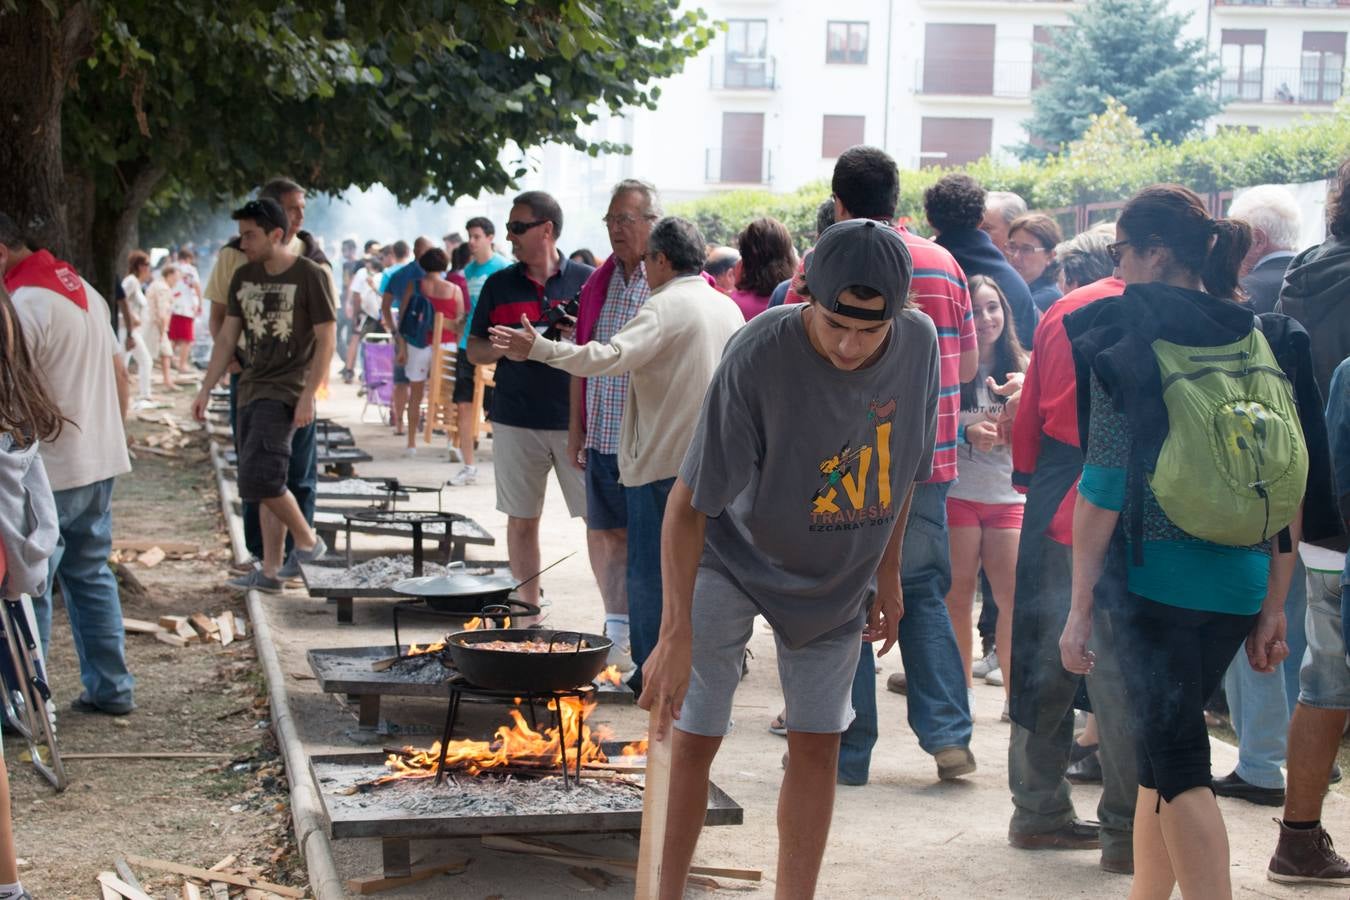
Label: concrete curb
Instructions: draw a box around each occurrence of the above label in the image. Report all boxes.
[209,441,346,899]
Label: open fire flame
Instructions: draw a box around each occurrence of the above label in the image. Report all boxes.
[403,616,511,659]
[372,696,644,785]
[595,664,623,686]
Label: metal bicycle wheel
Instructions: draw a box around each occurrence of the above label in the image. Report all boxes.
[0,599,66,791]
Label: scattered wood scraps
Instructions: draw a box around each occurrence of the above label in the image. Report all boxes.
[128,612,248,650]
[113,854,304,899]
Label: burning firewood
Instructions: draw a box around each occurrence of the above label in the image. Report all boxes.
[342,697,647,792]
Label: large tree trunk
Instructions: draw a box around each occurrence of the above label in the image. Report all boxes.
[0,2,93,258]
[93,163,166,301]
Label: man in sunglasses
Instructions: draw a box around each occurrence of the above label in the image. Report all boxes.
[467,191,594,608]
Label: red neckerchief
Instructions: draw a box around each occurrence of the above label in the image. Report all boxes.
[3,250,88,311]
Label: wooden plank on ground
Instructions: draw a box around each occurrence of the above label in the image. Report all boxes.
[138,547,166,568]
[155,632,189,649]
[181,883,202,900]
[98,872,122,900]
[96,871,154,900]
[344,858,470,894]
[233,614,248,637]
[208,882,230,900]
[189,613,219,639]
[124,857,304,898]
[121,618,162,635]
[207,853,237,871]
[216,614,235,647]
[158,615,187,630]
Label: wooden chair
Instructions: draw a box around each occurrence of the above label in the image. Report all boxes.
[421,311,493,449]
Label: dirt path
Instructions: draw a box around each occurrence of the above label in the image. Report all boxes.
[8,390,308,897]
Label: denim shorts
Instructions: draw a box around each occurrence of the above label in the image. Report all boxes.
[1299,575,1350,710]
[676,566,862,737]
[584,449,627,531]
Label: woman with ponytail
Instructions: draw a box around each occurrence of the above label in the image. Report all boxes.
[1056,184,1340,897]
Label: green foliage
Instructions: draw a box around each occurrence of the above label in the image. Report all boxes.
[1023,0,1222,156]
[674,111,1350,241]
[60,1,713,237]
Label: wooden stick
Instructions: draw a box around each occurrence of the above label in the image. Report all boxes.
[181,883,202,900]
[123,856,304,897]
[635,705,673,898]
[208,883,230,900]
[98,873,122,900]
[189,613,219,639]
[154,632,189,648]
[479,835,759,882]
[63,752,229,760]
[96,871,154,900]
[344,858,469,894]
[207,853,237,872]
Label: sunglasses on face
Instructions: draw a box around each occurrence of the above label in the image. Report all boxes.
[1106,240,1129,266]
[506,219,549,236]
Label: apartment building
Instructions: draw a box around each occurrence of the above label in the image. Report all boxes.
[612,0,1346,200]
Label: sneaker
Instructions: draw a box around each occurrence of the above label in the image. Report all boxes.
[934,746,977,781]
[972,650,999,679]
[1100,849,1134,875]
[1213,771,1285,807]
[447,446,464,463]
[227,568,284,594]
[1332,764,1344,786]
[886,671,907,695]
[1001,700,1011,723]
[291,535,329,567]
[403,446,417,458]
[1268,820,1350,886]
[968,687,978,724]
[984,666,1004,687]
[277,552,304,580]
[448,465,478,486]
[70,694,135,716]
[1009,818,1101,851]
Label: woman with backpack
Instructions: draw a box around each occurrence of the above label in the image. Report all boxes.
[1059,184,1335,898]
[946,275,1027,722]
[396,248,463,457]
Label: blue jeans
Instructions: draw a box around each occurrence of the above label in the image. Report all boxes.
[626,477,674,676]
[229,373,317,557]
[1222,558,1309,789]
[839,481,971,781]
[35,479,135,709]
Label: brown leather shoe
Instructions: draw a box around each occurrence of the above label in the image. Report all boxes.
[1009,819,1102,851]
[1268,820,1350,885]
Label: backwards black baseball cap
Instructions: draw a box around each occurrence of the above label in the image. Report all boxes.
[231,197,289,236]
[804,219,912,321]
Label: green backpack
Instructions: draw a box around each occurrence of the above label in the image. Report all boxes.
[1148,327,1307,547]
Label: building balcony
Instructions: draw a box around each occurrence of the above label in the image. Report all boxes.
[1214,0,1350,8]
[1218,66,1345,105]
[705,147,774,186]
[915,59,1036,99]
[708,55,778,91]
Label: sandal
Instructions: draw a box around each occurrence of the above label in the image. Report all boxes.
[768,710,788,737]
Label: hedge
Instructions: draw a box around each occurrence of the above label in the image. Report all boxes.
[673,107,1350,248]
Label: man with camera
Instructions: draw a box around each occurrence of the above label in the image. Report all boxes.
[467,191,594,607]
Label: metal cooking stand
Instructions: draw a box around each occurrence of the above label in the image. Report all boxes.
[342,509,466,574]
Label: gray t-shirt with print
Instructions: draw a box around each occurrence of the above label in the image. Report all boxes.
[679,304,940,649]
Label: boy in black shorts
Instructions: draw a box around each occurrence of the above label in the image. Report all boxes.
[192,198,336,591]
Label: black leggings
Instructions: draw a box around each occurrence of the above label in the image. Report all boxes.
[1109,593,1257,804]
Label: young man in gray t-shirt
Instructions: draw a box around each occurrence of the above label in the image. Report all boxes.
[639,219,939,895]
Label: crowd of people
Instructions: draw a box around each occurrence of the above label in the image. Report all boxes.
[1,144,1350,899]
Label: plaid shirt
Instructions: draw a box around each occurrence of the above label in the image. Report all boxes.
[585,260,650,454]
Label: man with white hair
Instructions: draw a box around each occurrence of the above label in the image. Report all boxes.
[982,190,1028,256]
[1230,185,1302,315]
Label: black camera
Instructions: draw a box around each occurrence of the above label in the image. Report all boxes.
[541,296,580,340]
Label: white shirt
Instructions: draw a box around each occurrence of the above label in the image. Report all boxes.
[352,270,383,319]
[12,279,131,492]
[119,274,147,321]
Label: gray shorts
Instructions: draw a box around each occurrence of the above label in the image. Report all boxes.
[676,566,862,737]
[1300,571,1350,710]
[491,423,586,519]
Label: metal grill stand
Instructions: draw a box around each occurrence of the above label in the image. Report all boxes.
[434,681,597,790]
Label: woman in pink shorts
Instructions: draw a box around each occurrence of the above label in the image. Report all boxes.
[946,274,1028,716]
